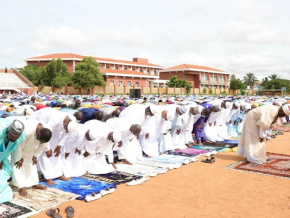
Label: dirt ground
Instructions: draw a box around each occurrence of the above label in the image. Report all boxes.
[33,133,290,218]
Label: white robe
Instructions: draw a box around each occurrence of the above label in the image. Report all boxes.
[11,119,48,188]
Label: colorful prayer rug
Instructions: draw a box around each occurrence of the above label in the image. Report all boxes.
[216,139,239,144]
[39,177,115,198]
[193,145,228,153]
[272,126,290,132]
[149,154,192,165]
[81,171,143,185]
[11,187,77,211]
[227,152,290,179]
[0,201,32,218]
[170,148,209,157]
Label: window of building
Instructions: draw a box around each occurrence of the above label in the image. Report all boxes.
[124,67,127,70]
[106,66,109,69]
[135,82,139,87]
[211,75,217,82]
[115,66,118,70]
[127,81,131,87]
[139,69,142,73]
[118,81,123,86]
[219,76,225,82]
[110,80,114,86]
[202,75,209,81]
[154,70,157,76]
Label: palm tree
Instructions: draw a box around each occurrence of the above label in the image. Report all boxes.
[268,74,280,80]
[243,73,258,88]
[261,77,269,86]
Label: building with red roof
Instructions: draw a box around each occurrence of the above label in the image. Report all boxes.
[158,64,230,90]
[25,53,162,87]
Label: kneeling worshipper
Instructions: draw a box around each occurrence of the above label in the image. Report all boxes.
[82,120,122,174]
[237,104,290,164]
[98,107,121,122]
[11,119,52,197]
[106,118,142,164]
[32,108,78,185]
[0,119,25,203]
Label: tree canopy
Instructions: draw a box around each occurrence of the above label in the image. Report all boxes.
[243,73,257,88]
[72,57,106,89]
[166,75,193,93]
[230,74,247,90]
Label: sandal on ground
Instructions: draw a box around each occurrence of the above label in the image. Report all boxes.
[46,208,62,218]
[201,157,215,164]
[65,206,74,218]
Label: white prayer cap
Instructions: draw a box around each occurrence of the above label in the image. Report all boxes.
[89,129,99,141]
[135,99,144,104]
[25,108,34,116]
[282,104,290,116]
[225,102,232,109]
[67,121,79,133]
[193,105,204,114]
[234,102,241,108]
[214,104,221,112]
[7,120,24,138]
[113,131,122,143]
[179,106,187,114]
[149,105,158,115]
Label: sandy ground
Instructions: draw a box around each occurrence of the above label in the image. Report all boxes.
[33,133,290,218]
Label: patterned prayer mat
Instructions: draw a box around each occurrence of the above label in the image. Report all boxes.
[193,145,228,153]
[40,177,115,197]
[226,152,290,179]
[215,139,239,144]
[170,148,209,157]
[0,201,32,218]
[81,171,143,185]
[138,158,178,169]
[273,126,290,132]
[11,187,77,211]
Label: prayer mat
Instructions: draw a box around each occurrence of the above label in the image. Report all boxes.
[226,152,290,179]
[193,145,228,153]
[216,139,239,144]
[81,171,143,185]
[170,148,209,157]
[0,201,32,218]
[116,163,166,176]
[138,158,178,169]
[39,177,115,198]
[149,154,192,165]
[11,187,77,211]
[272,126,290,132]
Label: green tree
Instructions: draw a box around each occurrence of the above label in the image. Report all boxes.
[243,73,257,88]
[72,57,106,89]
[261,77,269,86]
[18,65,44,86]
[167,75,193,94]
[268,74,280,80]
[230,74,247,90]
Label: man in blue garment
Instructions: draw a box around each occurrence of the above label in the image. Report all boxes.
[78,107,103,124]
[192,108,211,145]
[0,119,25,203]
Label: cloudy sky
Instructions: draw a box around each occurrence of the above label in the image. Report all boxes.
[1,0,290,80]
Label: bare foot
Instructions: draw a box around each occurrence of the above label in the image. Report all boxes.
[32,184,47,190]
[112,163,117,169]
[58,175,70,181]
[159,152,163,156]
[46,179,55,186]
[122,159,133,165]
[19,188,28,197]
[175,148,181,151]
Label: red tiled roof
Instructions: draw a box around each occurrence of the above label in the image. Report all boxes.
[162,64,224,72]
[100,68,157,77]
[26,53,162,68]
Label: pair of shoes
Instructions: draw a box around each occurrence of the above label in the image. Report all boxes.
[100,188,116,196]
[85,193,102,202]
[65,206,75,218]
[127,177,149,186]
[46,208,62,218]
[201,157,215,164]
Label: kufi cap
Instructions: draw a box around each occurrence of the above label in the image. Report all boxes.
[282,104,290,116]
[214,104,221,112]
[234,102,241,108]
[149,105,158,115]
[67,121,79,133]
[179,106,187,114]
[7,120,24,138]
[193,105,204,114]
[89,129,99,141]
[113,131,122,143]
[225,102,232,109]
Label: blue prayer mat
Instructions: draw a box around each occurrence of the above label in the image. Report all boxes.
[40,177,115,198]
[216,139,239,144]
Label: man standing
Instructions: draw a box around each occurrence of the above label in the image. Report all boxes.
[11,119,52,196]
[0,119,25,203]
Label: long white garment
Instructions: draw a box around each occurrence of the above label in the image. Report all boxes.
[106,118,143,163]
[82,120,115,174]
[62,124,86,178]
[36,110,75,179]
[158,120,174,152]
[11,119,48,188]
